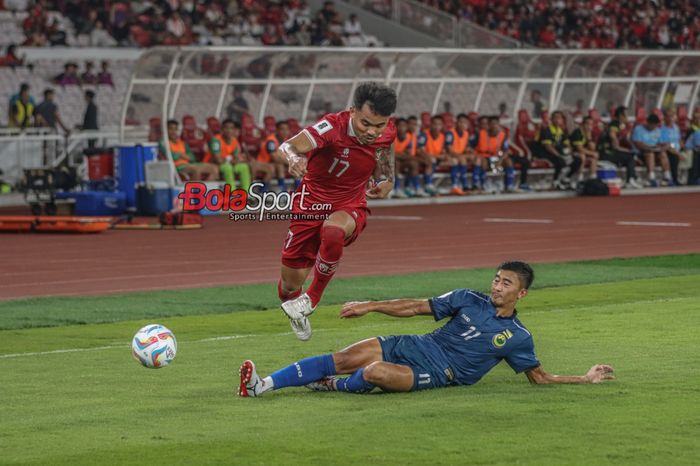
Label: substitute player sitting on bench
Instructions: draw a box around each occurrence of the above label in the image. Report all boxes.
[238,260,614,396]
[161,119,219,181]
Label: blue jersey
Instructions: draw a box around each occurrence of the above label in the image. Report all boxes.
[427,288,540,385]
[631,124,661,153]
[660,123,681,150]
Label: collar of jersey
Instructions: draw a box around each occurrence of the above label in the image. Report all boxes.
[347,115,357,138]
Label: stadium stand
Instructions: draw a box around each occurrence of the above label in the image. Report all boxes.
[1,0,380,48]
[394,0,700,50]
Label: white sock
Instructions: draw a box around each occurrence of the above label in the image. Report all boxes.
[649,172,656,180]
[261,376,274,392]
[664,170,671,179]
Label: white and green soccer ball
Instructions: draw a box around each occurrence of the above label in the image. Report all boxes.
[131,324,177,368]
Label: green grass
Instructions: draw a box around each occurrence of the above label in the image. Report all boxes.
[1,253,699,330]
[1,257,700,465]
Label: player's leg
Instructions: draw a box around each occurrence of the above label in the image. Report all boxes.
[458,154,470,191]
[238,337,384,397]
[567,153,583,184]
[304,210,356,308]
[233,162,251,191]
[657,151,673,185]
[219,162,236,189]
[501,155,516,191]
[643,151,656,185]
[448,156,462,195]
[274,162,287,192]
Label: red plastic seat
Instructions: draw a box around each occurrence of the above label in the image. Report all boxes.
[206,116,221,138]
[148,117,162,143]
[441,112,454,131]
[287,118,301,135]
[263,115,276,136]
[420,111,431,130]
[635,107,647,124]
[181,115,208,161]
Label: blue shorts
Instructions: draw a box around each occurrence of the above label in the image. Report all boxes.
[378,335,455,391]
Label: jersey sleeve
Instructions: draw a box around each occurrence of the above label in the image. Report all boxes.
[631,125,643,143]
[504,336,540,373]
[303,114,340,150]
[538,126,553,144]
[570,128,584,147]
[416,131,427,149]
[428,288,471,321]
[444,130,454,148]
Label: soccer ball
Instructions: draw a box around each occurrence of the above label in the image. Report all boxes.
[131,324,177,368]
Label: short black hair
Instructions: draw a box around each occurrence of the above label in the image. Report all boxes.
[407,115,417,121]
[20,82,29,92]
[276,120,289,129]
[582,115,593,124]
[614,105,627,118]
[395,117,406,125]
[497,261,534,289]
[85,90,95,99]
[167,119,179,127]
[43,88,54,98]
[647,114,660,124]
[487,115,500,123]
[456,113,468,120]
[352,82,397,117]
[431,114,444,122]
[222,118,235,126]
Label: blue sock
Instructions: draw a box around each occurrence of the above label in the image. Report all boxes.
[505,167,515,189]
[459,165,468,188]
[261,182,269,193]
[473,165,482,189]
[277,178,286,191]
[294,178,301,189]
[335,368,375,393]
[424,173,433,185]
[394,176,401,190]
[270,354,336,390]
[480,169,487,187]
[411,176,420,190]
[450,166,459,186]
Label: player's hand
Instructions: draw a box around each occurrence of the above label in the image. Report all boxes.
[365,180,393,199]
[340,301,372,318]
[288,154,308,178]
[584,364,615,383]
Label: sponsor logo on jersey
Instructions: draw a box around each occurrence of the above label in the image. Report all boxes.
[492,329,514,348]
[313,119,333,135]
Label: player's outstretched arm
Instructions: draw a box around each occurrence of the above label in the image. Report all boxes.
[525,364,615,385]
[279,131,315,177]
[340,299,431,319]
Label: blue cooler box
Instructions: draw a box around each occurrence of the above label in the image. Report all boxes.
[116,143,158,208]
[136,183,181,216]
[55,191,126,216]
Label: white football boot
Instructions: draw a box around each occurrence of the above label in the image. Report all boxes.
[238,360,265,397]
[281,293,315,341]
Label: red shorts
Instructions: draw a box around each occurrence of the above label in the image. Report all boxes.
[281,206,369,269]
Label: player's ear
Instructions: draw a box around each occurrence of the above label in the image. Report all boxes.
[517,288,528,300]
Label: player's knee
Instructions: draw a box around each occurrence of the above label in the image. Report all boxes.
[363,361,387,384]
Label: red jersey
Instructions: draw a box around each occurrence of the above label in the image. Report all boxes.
[295,110,396,212]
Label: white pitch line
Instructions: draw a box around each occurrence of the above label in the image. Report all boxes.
[0,322,405,360]
[372,215,424,221]
[483,218,553,224]
[617,221,691,227]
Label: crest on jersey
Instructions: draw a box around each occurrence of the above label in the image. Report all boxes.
[492,329,514,348]
[313,119,333,135]
[342,148,349,158]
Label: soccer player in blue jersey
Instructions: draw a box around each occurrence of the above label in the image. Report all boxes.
[238,261,614,396]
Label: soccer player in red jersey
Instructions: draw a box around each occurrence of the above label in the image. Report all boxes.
[276,82,397,340]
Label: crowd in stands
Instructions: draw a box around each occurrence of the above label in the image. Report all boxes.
[418,0,700,49]
[154,87,700,198]
[2,0,374,48]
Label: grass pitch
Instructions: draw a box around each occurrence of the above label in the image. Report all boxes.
[1,256,699,465]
